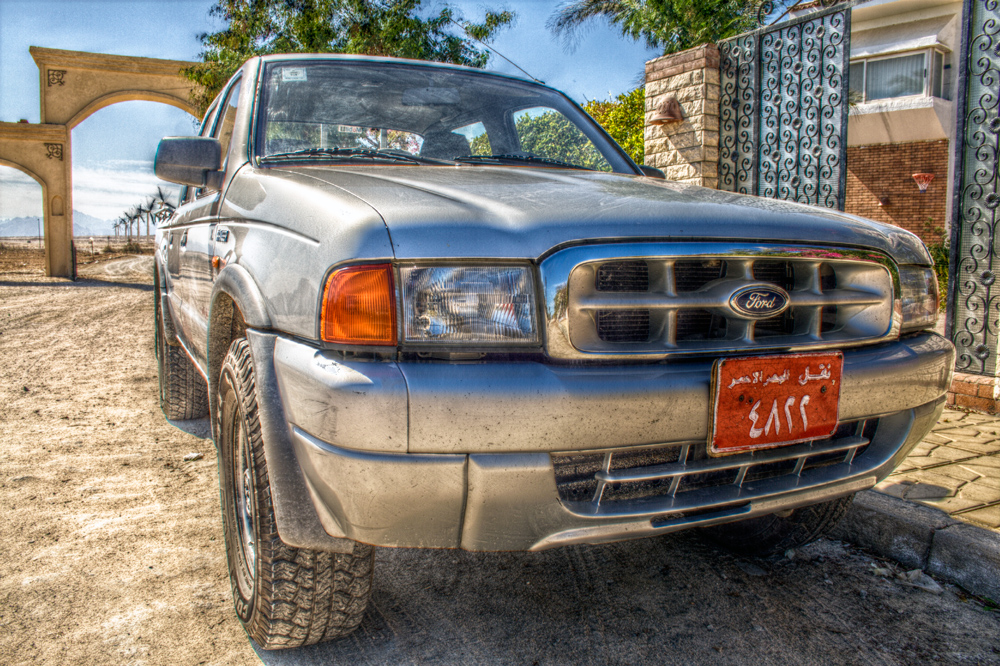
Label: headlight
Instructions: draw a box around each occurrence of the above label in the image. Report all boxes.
[899,266,939,334]
[400,265,538,344]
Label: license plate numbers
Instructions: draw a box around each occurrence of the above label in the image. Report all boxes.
[710,352,843,456]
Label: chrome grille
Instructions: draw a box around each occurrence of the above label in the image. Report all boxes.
[551,420,875,511]
[564,250,894,355]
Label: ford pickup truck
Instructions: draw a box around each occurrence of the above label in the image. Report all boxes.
[153,53,953,649]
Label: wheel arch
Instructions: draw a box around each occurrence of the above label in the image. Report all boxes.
[207,263,272,436]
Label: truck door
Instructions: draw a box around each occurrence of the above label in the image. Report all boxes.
[173,76,242,370]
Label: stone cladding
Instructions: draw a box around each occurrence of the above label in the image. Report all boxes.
[643,45,720,187]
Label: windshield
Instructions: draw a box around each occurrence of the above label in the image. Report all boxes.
[255,60,635,172]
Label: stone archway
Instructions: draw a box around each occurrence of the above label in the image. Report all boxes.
[0,47,199,277]
[30,47,199,128]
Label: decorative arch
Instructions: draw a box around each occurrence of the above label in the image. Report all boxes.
[67,90,199,130]
[1,47,201,277]
[30,47,200,127]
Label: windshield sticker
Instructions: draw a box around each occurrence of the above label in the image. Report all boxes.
[281,68,307,82]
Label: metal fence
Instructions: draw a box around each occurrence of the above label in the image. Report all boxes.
[719,4,851,210]
[949,0,1000,375]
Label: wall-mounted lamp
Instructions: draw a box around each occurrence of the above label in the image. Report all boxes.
[649,97,684,125]
[878,196,890,207]
[912,172,935,193]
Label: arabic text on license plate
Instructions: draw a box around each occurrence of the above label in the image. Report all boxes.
[710,352,843,456]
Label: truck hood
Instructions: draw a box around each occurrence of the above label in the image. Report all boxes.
[271,165,932,265]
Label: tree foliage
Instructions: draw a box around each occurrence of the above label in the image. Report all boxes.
[583,87,644,164]
[548,0,791,56]
[515,111,610,171]
[185,0,515,113]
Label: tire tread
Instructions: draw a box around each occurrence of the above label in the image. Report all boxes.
[220,338,373,650]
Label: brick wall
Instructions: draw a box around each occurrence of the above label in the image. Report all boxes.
[644,45,720,187]
[845,140,949,245]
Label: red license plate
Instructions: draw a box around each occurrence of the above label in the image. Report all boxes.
[710,352,843,456]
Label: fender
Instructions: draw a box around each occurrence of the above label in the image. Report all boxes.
[210,262,273,329]
[205,266,352,552]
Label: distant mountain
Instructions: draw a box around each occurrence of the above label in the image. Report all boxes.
[0,210,118,237]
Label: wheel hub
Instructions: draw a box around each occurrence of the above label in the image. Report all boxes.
[234,420,257,587]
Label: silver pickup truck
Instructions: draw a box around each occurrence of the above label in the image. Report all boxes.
[153,54,953,649]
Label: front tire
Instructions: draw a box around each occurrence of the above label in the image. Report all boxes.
[701,494,854,557]
[218,338,373,649]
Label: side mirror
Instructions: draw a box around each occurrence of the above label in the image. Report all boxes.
[638,165,666,179]
[155,137,223,188]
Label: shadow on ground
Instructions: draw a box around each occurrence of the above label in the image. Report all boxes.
[166,416,212,440]
[249,535,999,666]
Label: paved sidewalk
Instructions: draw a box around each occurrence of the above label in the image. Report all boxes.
[875,408,1000,532]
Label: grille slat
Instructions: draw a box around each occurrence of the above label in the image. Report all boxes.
[596,310,650,342]
[596,260,649,292]
[551,421,873,511]
[674,259,725,291]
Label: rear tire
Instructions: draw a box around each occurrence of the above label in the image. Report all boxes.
[219,338,373,649]
[701,494,854,557]
[155,301,208,420]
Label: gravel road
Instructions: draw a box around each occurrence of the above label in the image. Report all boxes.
[1,264,997,666]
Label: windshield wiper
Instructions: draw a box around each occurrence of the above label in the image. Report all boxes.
[453,154,593,171]
[260,147,427,164]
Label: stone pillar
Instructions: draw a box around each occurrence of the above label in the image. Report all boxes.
[644,45,720,187]
[0,122,73,277]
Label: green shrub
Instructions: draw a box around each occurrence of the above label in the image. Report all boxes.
[926,241,949,307]
[584,87,645,165]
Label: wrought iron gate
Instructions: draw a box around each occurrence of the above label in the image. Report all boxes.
[718,4,851,210]
[949,0,1000,375]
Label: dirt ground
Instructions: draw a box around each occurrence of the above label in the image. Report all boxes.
[0,256,256,665]
[1,255,998,666]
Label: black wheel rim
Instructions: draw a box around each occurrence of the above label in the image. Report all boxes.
[232,413,257,598]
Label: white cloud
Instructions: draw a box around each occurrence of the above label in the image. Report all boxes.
[0,161,182,221]
[73,161,182,221]
[0,166,44,218]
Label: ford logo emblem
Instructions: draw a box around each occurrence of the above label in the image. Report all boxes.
[729,285,790,319]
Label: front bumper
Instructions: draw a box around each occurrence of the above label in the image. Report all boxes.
[266,331,953,551]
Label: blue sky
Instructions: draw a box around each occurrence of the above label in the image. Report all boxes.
[0,0,659,221]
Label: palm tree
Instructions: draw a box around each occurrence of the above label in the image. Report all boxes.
[151,187,176,228]
[127,207,139,241]
[143,198,156,238]
[547,0,785,56]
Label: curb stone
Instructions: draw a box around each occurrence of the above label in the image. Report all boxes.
[832,490,1000,601]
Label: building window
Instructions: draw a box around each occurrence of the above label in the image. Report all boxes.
[849,48,949,103]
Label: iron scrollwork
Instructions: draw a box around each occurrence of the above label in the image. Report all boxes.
[719,6,850,211]
[44,143,63,161]
[950,0,1000,375]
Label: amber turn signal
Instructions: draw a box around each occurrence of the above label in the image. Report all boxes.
[321,264,396,345]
